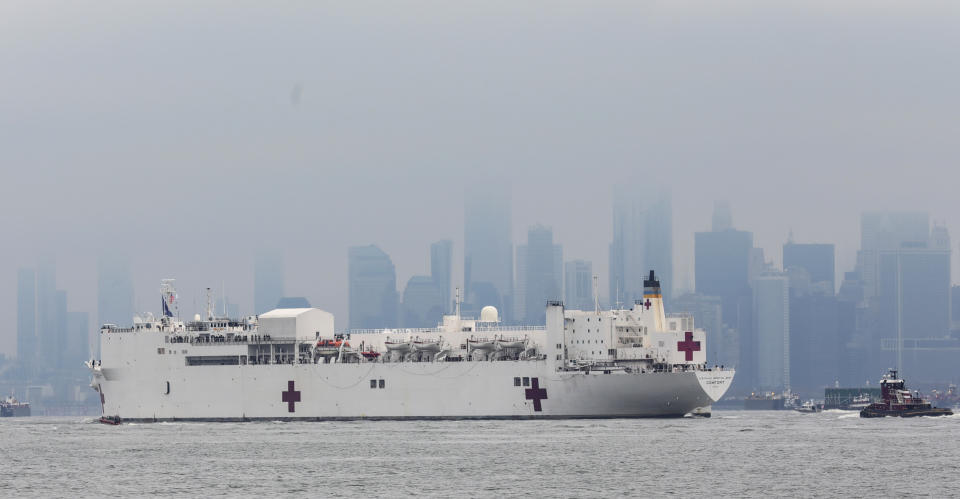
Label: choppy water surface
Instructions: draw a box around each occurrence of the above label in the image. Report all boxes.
[2,410,959,498]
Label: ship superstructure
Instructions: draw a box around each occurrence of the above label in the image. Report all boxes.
[89,272,733,421]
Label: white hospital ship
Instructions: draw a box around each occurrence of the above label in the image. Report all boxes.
[89,272,733,421]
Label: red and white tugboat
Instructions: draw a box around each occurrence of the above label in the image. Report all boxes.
[860,369,953,418]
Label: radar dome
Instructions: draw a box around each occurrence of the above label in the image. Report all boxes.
[480,306,499,322]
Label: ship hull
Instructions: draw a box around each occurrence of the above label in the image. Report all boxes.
[0,405,31,417]
[859,406,953,418]
[96,362,733,422]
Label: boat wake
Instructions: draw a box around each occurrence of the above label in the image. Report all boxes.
[822,409,856,415]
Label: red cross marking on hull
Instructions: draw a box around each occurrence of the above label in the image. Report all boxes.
[282,380,301,412]
[525,378,548,412]
[677,331,701,361]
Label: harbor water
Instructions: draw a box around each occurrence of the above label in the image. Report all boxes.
[2,410,958,498]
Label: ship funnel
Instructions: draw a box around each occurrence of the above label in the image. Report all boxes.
[160,279,178,318]
[639,270,665,331]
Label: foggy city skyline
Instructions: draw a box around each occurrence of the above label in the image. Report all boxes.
[6,5,960,494]
[4,1,960,361]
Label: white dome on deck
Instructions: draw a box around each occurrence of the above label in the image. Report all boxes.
[480,306,499,322]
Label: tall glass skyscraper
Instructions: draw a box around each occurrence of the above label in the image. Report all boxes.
[254,250,285,315]
[430,239,453,314]
[609,188,672,310]
[564,260,594,312]
[464,186,513,321]
[348,244,398,329]
[516,225,562,324]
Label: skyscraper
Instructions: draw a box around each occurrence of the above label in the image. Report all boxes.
[401,275,444,328]
[753,272,790,392]
[858,211,929,299]
[609,189,672,309]
[695,202,754,392]
[783,242,835,291]
[430,239,453,314]
[97,254,134,328]
[694,228,753,323]
[789,286,844,393]
[16,268,37,365]
[35,258,61,372]
[254,250,285,315]
[348,244,398,329]
[464,186,513,321]
[516,225,562,324]
[874,225,951,381]
[53,289,67,370]
[564,260,594,311]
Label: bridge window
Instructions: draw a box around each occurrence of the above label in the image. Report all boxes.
[379,379,385,389]
[523,377,530,386]
[370,379,376,389]
[514,377,521,386]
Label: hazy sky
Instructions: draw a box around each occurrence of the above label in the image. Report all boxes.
[2,1,959,356]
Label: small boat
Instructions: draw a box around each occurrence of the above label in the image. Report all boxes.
[496,337,527,349]
[847,394,872,411]
[316,339,350,348]
[360,350,381,360]
[413,339,442,353]
[793,400,822,414]
[99,415,122,425]
[384,339,412,353]
[860,369,954,418]
[467,338,495,350]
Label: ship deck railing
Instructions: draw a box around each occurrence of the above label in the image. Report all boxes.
[167,335,301,346]
[342,325,547,335]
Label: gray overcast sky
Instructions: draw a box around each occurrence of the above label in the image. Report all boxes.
[2,1,959,355]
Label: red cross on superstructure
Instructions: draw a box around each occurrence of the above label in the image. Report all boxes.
[677,331,701,361]
[644,299,652,310]
[525,377,548,412]
[282,380,301,413]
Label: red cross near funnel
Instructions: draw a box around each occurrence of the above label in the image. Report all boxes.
[677,331,701,361]
[282,380,301,412]
[525,377,548,412]
[644,299,652,310]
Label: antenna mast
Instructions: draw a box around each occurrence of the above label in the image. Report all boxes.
[455,287,461,320]
[592,274,600,314]
[206,287,213,320]
[897,252,903,378]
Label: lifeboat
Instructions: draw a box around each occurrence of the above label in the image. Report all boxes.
[316,339,350,348]
[361,350,381,360]
[467,338,495,350]
[384,339,412,353]
[496,337,527,349]
[413,339,442,353]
